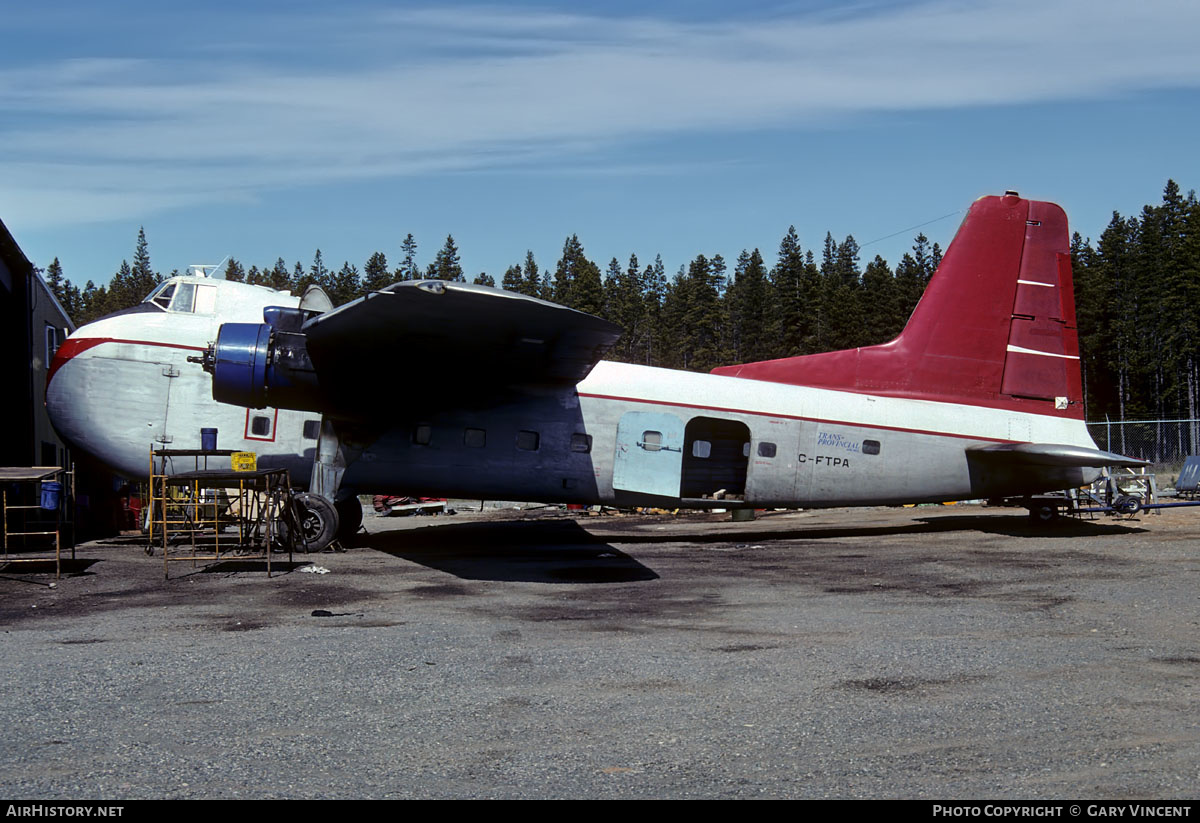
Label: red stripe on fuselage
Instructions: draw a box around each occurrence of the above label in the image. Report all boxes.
[577,391,1020,444]
[47,337,207,387]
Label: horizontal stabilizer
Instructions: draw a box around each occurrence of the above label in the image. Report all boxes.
[967,442,1147,469]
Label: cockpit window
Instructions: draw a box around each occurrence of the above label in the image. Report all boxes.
[143,280,219,314]
[146,282,175,309]
[173,282,196,313]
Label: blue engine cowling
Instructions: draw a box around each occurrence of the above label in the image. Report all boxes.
[211,323,271,408]
[208,322,323,411]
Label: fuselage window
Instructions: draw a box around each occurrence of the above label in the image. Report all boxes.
[641,431,663,452]
[303,420,321,440]
[570,433,592,453]
[692,439,712,459]
[863,439,881,455]
[516,430,540,451]
[757,442,777,458]
[250,415,272,437]
[413,424,432,446]
[193,284,217,314]
[465,428,486,448]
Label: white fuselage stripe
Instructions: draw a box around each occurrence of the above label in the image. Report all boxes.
[1005,344,1080,361]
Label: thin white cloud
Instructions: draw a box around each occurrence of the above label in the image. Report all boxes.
[2,0,1198,227]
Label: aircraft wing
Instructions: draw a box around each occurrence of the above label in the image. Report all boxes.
[204,280,623,417]
[966,442,1147,468]
[304,281,620,389]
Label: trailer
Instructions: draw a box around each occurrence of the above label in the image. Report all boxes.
[1020,465,1200,522]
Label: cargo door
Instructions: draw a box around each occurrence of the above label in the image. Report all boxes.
[612,411,684,498]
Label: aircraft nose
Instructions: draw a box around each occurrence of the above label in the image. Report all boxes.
[46,333,166,478]
[46,336,103,463]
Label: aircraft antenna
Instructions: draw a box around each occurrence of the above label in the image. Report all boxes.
[860,209,964,249]
[187,257,231,279]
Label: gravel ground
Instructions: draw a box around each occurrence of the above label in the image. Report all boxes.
[1,503,1198,799]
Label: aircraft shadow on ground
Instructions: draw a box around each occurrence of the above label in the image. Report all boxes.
[658,513,1148,544]
[358,512,1146,583]
[911,513,1150,539]
[532,512,1145,547]
[362,519,659,584]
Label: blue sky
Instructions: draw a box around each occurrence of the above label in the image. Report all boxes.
[4,0,1199,290]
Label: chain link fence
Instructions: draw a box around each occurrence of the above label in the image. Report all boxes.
[1087,419,1200,466]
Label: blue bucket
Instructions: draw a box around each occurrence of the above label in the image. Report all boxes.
[201,428,218,451]
[40,481,61,511]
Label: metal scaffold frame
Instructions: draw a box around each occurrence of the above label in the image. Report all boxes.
[1,466,73,580]
[149,449,295,578]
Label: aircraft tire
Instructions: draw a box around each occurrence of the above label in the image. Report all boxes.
[1113,495,1142,515]
[1029,504,1059,523]
[292,492,339,552]
[335,495,363,543]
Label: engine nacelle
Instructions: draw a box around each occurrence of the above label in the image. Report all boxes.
[203,322,324,412]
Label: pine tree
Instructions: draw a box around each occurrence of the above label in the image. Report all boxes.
[363,251,391,292]
[680,253,723,371]
[292,254,323,296]
[553,235,602,314]
[473,272,495,287]
[643,255,667,365]
[129,227,159,299]
[310,249,328,286]
[327,262,361,306]
[523,250,543,298]
[609,253,647,362]
[108,260,135,310]
[223,258,245,282]
[726,249,770,363]
[823,235,863,350]
[78,280,109,324]
[769,226,812,358]
[602,257,623,324]
[501,264,524,292]
[859,254,899,344]
[44,258,69,314]
[431,235,464,281]
[894,233,937,326]
[397,234,419,281]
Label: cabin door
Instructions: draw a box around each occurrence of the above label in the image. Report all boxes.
[612,411,684,498]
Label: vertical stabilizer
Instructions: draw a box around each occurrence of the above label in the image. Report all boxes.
[711,193,1084,418]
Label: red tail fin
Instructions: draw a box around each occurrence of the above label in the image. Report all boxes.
[711,193,1083,419]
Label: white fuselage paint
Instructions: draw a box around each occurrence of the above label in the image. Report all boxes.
[48,278,1101,507]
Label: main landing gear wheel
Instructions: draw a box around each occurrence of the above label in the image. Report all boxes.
[291,492,339,552]
[1029,504,1060,524]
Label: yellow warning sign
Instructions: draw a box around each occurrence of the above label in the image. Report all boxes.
[231,451,258,472]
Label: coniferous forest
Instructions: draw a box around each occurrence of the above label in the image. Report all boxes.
[41,180,1200,424]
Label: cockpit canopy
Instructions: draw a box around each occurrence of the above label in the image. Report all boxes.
[143,279,218,314]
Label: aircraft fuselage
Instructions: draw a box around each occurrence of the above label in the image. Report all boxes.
[48,310,1098,508]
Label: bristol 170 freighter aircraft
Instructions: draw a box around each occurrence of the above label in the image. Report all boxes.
[46,193,1141,550]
